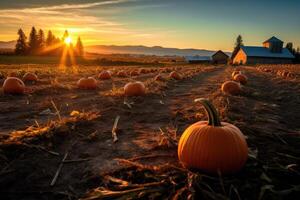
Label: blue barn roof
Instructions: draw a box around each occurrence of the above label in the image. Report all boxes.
[241,46,294,59]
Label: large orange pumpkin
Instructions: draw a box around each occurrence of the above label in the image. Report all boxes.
[98,71,111,80]
[178,98,248,174]
[233,74,247,85]
[77,77,97,89]
[221,81,242,95]
[169,71,182,80]
[2,77,25,94]
[23,72,38,82]
[124,81,146,96]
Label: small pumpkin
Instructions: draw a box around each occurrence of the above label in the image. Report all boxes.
[169,71,182,80]
[124,81,146,96]
[2,77,25,94]
[130,70,139,76]
[231,70,241,78]
[9,72,18,77]
[23,72,38,82]
[98,71,111,80]
[287,72,295,78]
[154,74,165,81]
[221,81,242,95]
[117,71,127,77]
[139,68,147,74]
[178,98,248,174]
[276,70,282,76]
[77,77,97,89]
[0,72,5,79]
[282,71,289,77]
[233,74,247,85]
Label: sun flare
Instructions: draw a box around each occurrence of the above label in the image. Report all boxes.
[64,37,72,45]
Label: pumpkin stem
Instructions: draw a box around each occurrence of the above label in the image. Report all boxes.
[194,98,222,126]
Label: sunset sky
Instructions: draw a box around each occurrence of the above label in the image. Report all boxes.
[0,0,299,51]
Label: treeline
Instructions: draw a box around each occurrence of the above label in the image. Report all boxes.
[285,42,300,63]
[15,27,84,56]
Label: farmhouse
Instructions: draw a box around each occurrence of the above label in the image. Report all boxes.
[212,50,229,64]
[233,37,295,64]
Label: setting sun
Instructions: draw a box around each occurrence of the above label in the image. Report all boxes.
[64,37,72,45]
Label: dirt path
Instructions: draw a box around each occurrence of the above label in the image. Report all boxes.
[0,66,229,199]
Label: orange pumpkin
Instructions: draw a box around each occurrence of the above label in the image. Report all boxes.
[0,72,5,79]
[77,77,97,89]
[169,71,182,80]
[233,74,247,85]
[154,74,165,81]
[117,71,127,77]
[23,72,38,82]
[139,68,147,74]
[124,81,146,96]
[276,71,282,76]
[287,72,295,78]
[130,70,139,76]
[98,71,111,80]
[178,98,248,174]
[282,71,289,77]
[221,81,242,95]
[9,72,18,77]
[231,70,241,78]
[2,77,25,94]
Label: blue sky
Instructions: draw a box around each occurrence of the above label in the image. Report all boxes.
[0,0,299,51]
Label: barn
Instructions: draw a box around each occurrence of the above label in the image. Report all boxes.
[233,37,295,64]
[185,50,229,64]
[212,50,229,64]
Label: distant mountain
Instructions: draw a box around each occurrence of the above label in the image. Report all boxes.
[86,45,229,57]
[0,41,16,49]
[0,41,230,57]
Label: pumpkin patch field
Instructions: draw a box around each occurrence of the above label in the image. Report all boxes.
[0,64,299,200]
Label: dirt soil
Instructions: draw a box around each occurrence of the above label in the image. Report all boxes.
[0,64,299,200]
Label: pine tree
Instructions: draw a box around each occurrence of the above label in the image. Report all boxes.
[62,30,69,42]
[76,36,84,56]
[231,35,244,59]
[37,29,45,51]
[286,42,294,54]
[54,36,61,44]
[46,30,55,46]
[28,27,39,54]
[15,28,28,55]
